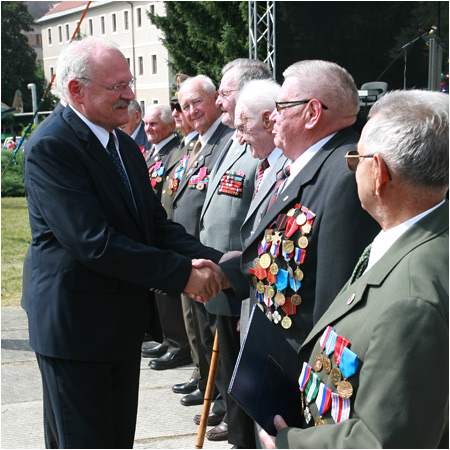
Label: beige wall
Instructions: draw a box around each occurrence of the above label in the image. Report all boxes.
[38,1,175,112]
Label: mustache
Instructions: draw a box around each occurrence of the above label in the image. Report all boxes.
[113,99,130,110]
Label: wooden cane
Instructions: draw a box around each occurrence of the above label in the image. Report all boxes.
[195,328,220,449]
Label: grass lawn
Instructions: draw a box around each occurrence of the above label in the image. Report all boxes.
[1,197,31,307]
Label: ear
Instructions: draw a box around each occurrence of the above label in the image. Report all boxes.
[262,110,273,130]
[68,78,83,103]
[373,154,390,196]
[304,100,324,130]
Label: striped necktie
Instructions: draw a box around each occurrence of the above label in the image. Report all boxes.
[349,243,372,284]
[254,158,269,198]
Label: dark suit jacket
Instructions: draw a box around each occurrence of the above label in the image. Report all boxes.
[172,122,233,238]
[277,202,449,448]
[24,106,222,362]
[133,121,152,154]
[221,128,380,349]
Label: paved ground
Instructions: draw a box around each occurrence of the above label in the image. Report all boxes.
[1,306,231,449]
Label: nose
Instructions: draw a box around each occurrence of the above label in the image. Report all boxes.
[122,84,135,101]
[216,96,223,108]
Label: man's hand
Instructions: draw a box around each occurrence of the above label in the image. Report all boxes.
[259,415,288,449]
[190,258,233,290]
[184,259,225,302]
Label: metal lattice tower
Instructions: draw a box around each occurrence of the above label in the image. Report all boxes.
[248,1,276,79]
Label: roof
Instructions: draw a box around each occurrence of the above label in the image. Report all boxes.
[44,1,90,17]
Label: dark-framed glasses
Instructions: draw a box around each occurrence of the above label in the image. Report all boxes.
[345,150,392,180]
[171,102,182,113]
[78,77,136,92]
[275,99,328,111]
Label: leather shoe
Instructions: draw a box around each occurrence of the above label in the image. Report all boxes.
[173,377,198,394]
[194,412,224,427]
[206,420,228,441]
[141,343,168,358]
[149,352,192,370]
[180,388,205,406]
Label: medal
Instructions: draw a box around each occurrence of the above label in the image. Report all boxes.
[282,239,294,254]
[302,222,312,234]
[264,230,272,243]
[272,231,282,245]
[315,417,326,426]
[256,281,265,294]
[313,353,324,372]
[270,262,279,275]
[196,181,205,190]
[330,367,342,386]
[294,268,304,281]
[274,292,285,306]
[337,380,353,399]
[272,310,281,324]
[287,208,296,216]
[315,383,332,426]
[298,235,309,249]
[265,285,275,298]
[296,212,307,226]
[291,293,302,306]
[304,405,312,424]
[323,357,332,374]
[281,316,292,329]
[259,253,271,269]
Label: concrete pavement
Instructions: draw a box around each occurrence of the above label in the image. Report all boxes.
[1,306,232,449]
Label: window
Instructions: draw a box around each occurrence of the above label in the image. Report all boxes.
[148,3,155,24]
[138,56,144,76]
[47,28,52,45]
[112,13,117,33]
[65,24,70,41]
[88,19,93,36]
[50,66,54,78]
[136,7,142,28]
[151,55,157,75]
[140,100,145,115]
[126,57,131,67]
[124,11,129,31]
[58,25,62,43]
[100,16,105,35]
[152,99,159,104]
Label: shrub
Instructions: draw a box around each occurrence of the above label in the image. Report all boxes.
[1,149,26,197]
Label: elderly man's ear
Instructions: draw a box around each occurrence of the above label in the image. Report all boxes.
[262,110,273,131]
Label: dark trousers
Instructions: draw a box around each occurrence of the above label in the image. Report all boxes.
[36,353,141,449]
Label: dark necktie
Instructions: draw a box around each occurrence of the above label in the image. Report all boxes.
[349,243,373,284]
[106,133,134,200]
[266,164,290,212]
[254,158,269,198]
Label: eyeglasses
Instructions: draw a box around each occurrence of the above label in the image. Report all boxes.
[218,89,236,99]
[78,77,136,92]
[345,150,392,180]
[171,102,182,113]
[275,100,328,111]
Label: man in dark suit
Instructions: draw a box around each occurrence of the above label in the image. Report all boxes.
[172,75,233,413]
[261,89,448,449]
[143,104,180,199]
[23,37,225,449]
[119,99,152,156]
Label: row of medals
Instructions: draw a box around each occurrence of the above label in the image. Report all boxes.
[253,207,312,330]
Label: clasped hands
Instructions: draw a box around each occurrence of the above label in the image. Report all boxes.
[183,251,241,303]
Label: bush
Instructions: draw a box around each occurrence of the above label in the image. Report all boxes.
[1,149,26,197]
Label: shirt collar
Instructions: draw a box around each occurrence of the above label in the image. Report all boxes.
[199,116,223,147]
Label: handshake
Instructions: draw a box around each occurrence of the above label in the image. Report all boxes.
[184,251,241,303]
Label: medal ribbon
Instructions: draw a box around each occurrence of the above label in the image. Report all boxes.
[198,166,208,181]
[331,392,350,423]
[325,330,338,356]
[334,335,350,365]
[305,372,320,403]
[315,383,332,416]
[319,326,334,350]
[258,236,271,255]
[275,269,288,291]
[298,362,311,391]
[270,243,280,257]
[294,248,306,264]
[284,216,298,238]
[340,347,359,379]
[289,276,301,292]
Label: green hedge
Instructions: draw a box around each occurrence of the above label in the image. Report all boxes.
[1,150,26,197]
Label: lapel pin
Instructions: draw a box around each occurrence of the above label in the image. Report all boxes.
[347,293,356,305]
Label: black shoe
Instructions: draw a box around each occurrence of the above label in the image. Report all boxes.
[149,352,193,370]
[180,388,205,406]
[173,377,198,394]
[141,343,168,358]
[194,412,224,426]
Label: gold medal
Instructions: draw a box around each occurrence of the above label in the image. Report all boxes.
[282,240,294,254]
[166,188,173,195]
[269,262,279,275]
[302,222,312,234]
[337,380,353,399]
[294,268,304,281]
[156,176,162,183]
[259,253,271,269]
[315,417,326,426]
[272,231,282,245]
[296,213,307,226]
[323,357,332,374]
[265,285,275,298]
[313,353,323,372]
[330,367,342,386]
[256,281,265,294]
[274,292,286,306]
[287,208,296,217]
[281,316,292,329]
[298,235,309,249]
[290,294,302,306]
[264,230,272,243]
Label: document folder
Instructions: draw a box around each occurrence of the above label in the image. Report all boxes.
[228,304,302,435]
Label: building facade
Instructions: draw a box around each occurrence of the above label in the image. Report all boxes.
[36,1,175,112]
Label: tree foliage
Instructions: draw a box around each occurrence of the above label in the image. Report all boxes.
[1,1,55,112]
[148,1,248,86]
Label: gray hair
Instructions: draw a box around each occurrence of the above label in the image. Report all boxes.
[237,79,280,119]
[179,74,216,97]
[56,37,120,98]
[145,104,175,124]
[365,89,449,190]
[283,60,360,116]
[128,100,142,115]
[222,58,272,91]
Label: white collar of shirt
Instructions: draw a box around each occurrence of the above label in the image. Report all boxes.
[199,116,223,148]
[267,147,283,168]
[283,133,336,191]
[184,130,199,146]
[153,134,175,155]
[131,121,143,141]
[366,199,446,272]
[69,104,114,150]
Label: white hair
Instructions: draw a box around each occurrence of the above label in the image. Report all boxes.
[237,79,280,119]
